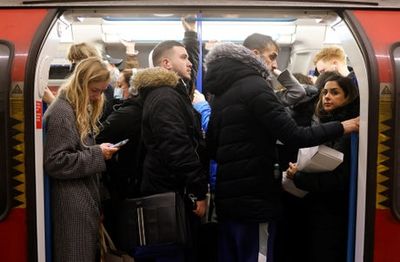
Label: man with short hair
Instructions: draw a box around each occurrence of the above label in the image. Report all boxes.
[243,33,307,106]
[312,46,358,90]
[137,39,208,261]
[313,46,350,76]
[151,40,193,81]
[243,33,279,71]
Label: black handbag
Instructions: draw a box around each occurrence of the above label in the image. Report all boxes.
[117,192,189,252]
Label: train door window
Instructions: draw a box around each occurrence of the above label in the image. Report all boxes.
[392,44,400,220]
[0,41,13,220]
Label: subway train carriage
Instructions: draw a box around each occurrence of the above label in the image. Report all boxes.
[1,0,400,261]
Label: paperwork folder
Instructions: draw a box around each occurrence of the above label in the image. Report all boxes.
[296,145,344,173]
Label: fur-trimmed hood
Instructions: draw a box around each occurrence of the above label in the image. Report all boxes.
[133,67,180,93]
[204,42,270,95]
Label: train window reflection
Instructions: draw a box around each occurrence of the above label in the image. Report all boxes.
[392,44,400,220]
[0,41,12,221]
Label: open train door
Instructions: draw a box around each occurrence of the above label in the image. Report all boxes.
[1,3,400,262]
[0,8,57,262]
[345,9,400,262]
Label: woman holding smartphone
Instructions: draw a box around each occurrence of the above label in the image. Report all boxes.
[43,57,118,262]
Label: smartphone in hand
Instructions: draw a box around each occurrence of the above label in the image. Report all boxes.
[111,139,129,148]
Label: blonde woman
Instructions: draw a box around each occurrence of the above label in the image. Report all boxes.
[43,42,102,105]
[44,57,119,261]
[67,42,101,68]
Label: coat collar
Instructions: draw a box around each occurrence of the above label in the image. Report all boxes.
[133,67,180,92]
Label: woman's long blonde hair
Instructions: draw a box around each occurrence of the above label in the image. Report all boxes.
[59,57,110,145]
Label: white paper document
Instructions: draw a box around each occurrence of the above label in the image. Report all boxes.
[296,145,344,173]
[281,171,308,198]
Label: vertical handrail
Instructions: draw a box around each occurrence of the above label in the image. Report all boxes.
[42,113,52,262]
[196,13,203,92]
[347,132,359,262]
[44,167,52,262]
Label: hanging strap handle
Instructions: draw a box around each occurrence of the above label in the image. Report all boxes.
[100,223,117,252]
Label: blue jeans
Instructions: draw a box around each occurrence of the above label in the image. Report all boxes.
[218,220,275,262]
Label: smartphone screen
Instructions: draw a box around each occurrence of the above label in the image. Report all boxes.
[112,139,129,148]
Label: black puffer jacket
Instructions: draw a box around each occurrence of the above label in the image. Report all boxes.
[135,67,208,200]
[204,43,345,222]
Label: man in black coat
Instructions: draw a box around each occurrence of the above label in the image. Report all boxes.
[204,43,359,262]
[137,40,208,261]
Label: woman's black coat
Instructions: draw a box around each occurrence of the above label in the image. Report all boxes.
[292,98,359,262]
[97,97,143,199]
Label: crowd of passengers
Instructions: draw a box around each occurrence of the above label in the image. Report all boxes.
[43,17,360,262]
